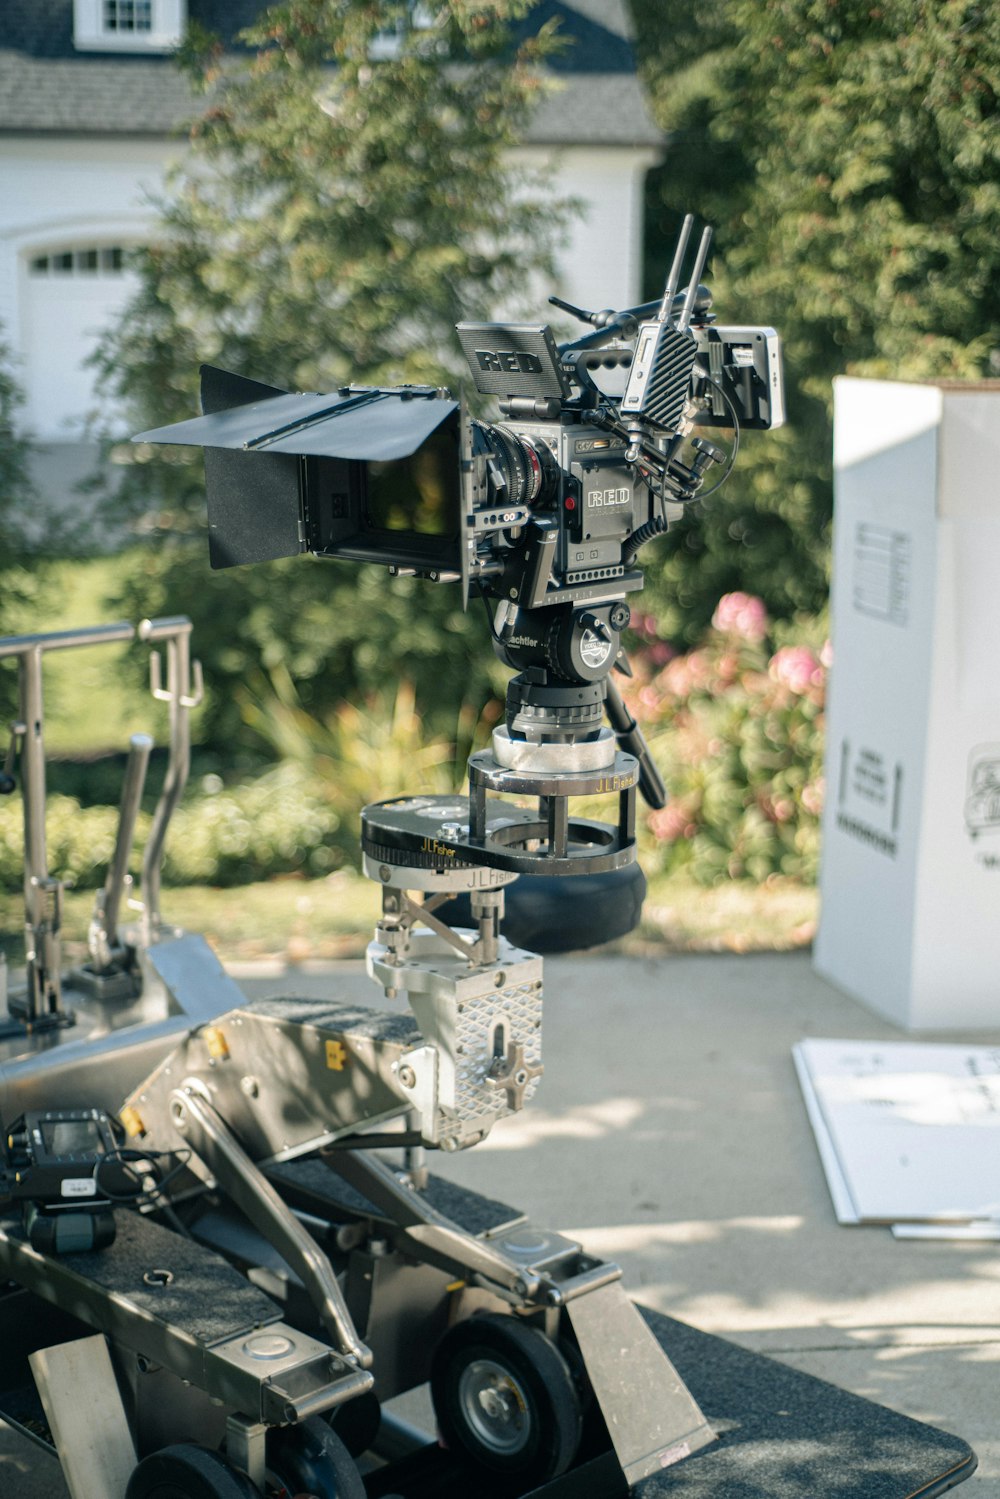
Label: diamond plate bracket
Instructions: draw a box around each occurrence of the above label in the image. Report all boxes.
[369,927,543,1150]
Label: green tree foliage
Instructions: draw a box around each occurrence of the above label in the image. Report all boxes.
[630,0,1000,643]
[93,0,570,751]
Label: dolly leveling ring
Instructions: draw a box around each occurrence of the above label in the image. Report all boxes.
[466,748,639,875]
[360,747,641,881]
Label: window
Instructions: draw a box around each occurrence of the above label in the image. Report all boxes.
[102,0,153,33]
[29,246,128,277]
[73,0,185,51]
[370,3,439,60]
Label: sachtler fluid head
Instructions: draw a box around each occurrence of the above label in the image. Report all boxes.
[135,218,783,873]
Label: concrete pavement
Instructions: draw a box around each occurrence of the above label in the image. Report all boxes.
[3,949,997,1494]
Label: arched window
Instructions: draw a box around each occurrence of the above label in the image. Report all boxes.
[21,242,141,440]
[28,246,128,277]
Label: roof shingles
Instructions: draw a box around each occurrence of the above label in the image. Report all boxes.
[0,0,659,146]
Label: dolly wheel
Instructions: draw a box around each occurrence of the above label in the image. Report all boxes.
[125,1443,261,1499]
[430,1313,583,1484]
[266,1416,366,1499]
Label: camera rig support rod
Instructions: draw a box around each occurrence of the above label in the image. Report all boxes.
[139,616,203,941]
[0,621,136,1029]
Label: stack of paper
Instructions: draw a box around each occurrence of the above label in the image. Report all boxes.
[793,1038,1000,1239]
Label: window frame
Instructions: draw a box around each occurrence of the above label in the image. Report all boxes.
[72,0,186,53]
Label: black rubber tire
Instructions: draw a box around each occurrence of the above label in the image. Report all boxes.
[126,1443,261,1499]
[436,861,646,954]
[430,1313,583,1484]
[327,1388,382,1459]
[266,1416,366,1499]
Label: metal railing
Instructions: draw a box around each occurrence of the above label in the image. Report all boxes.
[0,617,201,1025]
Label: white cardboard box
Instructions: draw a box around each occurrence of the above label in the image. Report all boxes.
[814,378,1000,1030]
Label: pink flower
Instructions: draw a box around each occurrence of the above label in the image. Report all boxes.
[631,612,660,641]
[802,779,825,816]
[648,804,695,842]
[660,647,713,698]
[769,645,823,695]
[712,592,769,641]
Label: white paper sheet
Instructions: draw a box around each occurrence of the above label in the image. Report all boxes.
[793,1038,1000,1227]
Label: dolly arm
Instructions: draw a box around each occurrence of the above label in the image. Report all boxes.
[169,1086,374,1370]
[326,1147,551,1299]
[88,732,153,973]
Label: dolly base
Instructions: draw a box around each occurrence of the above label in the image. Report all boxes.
[0,1172,978,1499]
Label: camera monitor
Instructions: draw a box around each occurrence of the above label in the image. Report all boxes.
[135,366,465,579]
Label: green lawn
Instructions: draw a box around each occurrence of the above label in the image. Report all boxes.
[0,868,817,970]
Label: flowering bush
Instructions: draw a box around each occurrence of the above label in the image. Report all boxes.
[624,595,827,885]
[0,675,471,894]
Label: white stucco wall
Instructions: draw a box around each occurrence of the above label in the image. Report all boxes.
[0,135,175,438]
[0,134,656,444]
[516,145,659,319]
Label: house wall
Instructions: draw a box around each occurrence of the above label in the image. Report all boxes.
[0,134,656,446]
[509,144,658,325]
[0,135,173,439]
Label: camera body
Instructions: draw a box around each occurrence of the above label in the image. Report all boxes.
[136,234,784,645]
[473,409,645,611]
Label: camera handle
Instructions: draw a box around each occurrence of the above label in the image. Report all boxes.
[552,285,714,358]
[0,621,135,1030]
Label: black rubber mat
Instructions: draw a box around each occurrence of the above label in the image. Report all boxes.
[630,1308,975,1498]
[269,1158,522,1236]
[0,1210,281,1346]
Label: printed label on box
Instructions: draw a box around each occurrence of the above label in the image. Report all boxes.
[966,744,1000,870]
[852,523,911,627]
[835,740,903,858]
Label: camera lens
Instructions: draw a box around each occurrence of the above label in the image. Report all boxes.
[473,422,558,508]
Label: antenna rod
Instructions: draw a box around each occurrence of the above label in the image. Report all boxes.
[678,226,713,331]
[658,213,694,323]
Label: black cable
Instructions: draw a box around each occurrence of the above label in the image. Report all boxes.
[694,377,741,500]
[622,512,669,567]
[94,1146,192,1206]
[482,592,505,645]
